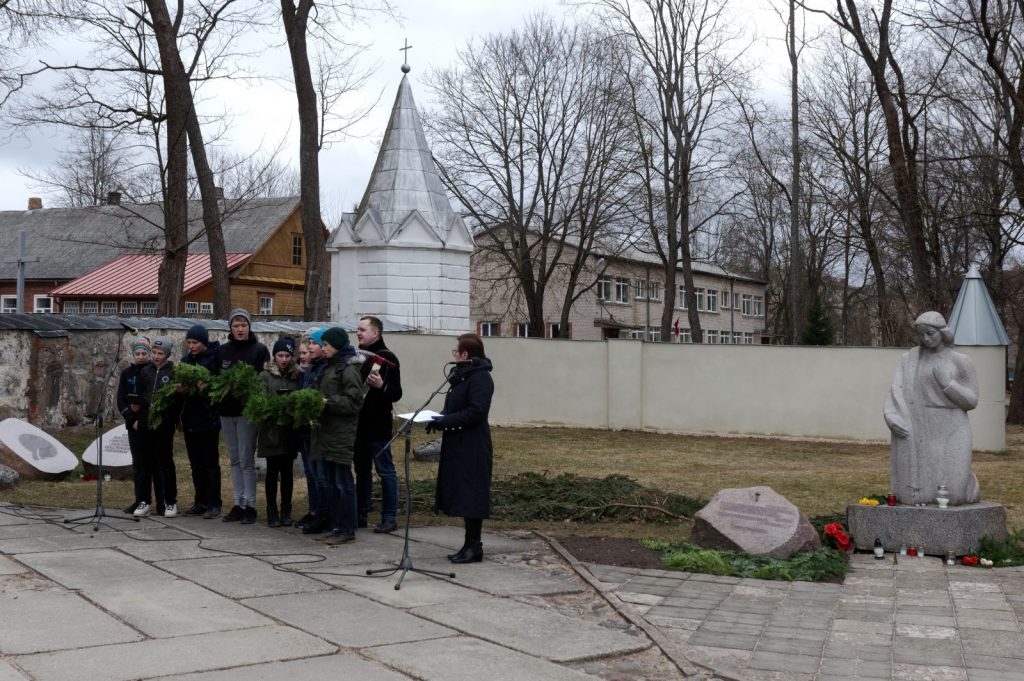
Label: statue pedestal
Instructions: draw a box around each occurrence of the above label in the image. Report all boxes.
[846,502,1007,556]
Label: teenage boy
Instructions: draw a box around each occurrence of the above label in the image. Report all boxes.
[117,336,152,515]
[179,324,222,519]
[137,336,178,517]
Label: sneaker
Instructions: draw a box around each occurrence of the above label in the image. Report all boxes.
[123,501,139,515]
[240,507,257,525]
[222,505,245,522]
[132,502,151,517]
[163,503,178,518]
[323,531,356,546]
[295,512,315,529]
[301,515,331,535]
[183,504,206,516]
[373,519,398,534]
[280,513,293,527]
[202,505,221,520]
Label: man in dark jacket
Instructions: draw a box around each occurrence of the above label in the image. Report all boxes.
[139,336,178,517]
[216,308,270,525]
[354,315,402,533]
[179,324,222,518]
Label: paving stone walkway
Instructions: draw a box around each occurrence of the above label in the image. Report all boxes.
[2,503,1022,681]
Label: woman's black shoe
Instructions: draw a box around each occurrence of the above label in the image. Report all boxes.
[448,543,483,564]
[301,514,331,534]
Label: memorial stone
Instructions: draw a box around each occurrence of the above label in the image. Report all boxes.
[691,486,821,559]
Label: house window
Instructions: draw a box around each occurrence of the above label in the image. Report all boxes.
[82,301,99,314]
[707,329,719,344]
[62,301,80,315]
[734,292,741,309]
[184,301,199,314]
[478,321,499,337]
[649,282,661,301]
[695,288,705,311]
[258,295,274,315]
[120,301,137,315]
[0,295,16,313]
[742,294,753,315]
[547,322,561,338]
[140,301,157,315]
[634,278,646,300]
[744,332,754,344]
[721,290,730,309]
[596,276,612,302]
[647,327,661,342]
[200,302,214,314]
[753,295,764,317]
[614,277,630,303]
[733,332,743,344]
[678,286,687,309]
[707,289,718,312]
[515,322,530,338]
[34,295,54,313]
[292,234,303,266]
[680,328,692,343]
[100,301,117,315]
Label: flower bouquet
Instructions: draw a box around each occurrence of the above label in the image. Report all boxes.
[823,522,853,552]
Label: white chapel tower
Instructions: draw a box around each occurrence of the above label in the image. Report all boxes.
[329,61,473,333]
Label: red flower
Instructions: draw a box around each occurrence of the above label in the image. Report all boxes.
[961,555,979,566]
[823,522,853,552]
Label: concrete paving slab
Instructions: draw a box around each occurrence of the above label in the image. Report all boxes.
[157,653,414,681]
[891,663,969,680]
[0,532,129,554]
[313,569,481,608]
[366,635,603,681]
[242,590,454,647]
[0,659,29,681]
[429,561,585,597]
[409,594,649,663]
[12,625,335,681]
[0,585,141,653]
[0,507,43,526]
[0,521,74,540]
[16,547,180,589]
[404,525,544,555]
[153,555,328,599]
[118,538,211,561]
[0,556,25,575]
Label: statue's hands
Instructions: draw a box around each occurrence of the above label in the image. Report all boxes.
[932,364,954,389]
[888,420,909,439]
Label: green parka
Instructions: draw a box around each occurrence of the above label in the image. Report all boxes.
[310,352,367,465]
[257,360,300,458]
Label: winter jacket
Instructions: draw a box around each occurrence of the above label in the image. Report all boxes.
[356,338,402,441]
[214,334,270,417]
[258,360,300,458]
[310,348,367,466]
[117,362,152,430]
[433,356,494,519]
[139,360,176,434]
[179,341,220,433]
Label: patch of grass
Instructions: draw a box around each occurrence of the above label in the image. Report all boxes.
[642,539,852,582]
[976,529,1024,567]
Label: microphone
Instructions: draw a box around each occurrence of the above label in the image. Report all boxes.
[355,349,398,368]
[120,322,140,335]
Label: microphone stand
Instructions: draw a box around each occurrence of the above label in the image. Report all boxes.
[366,371,455,590]
[65,330,140,531]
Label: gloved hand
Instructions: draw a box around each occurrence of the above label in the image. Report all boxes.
[424,415,444,434]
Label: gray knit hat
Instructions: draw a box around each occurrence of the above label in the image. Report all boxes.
[228,308,252,326]
[151,335,174,355]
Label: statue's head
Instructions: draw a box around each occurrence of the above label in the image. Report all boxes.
[913,311,954,348]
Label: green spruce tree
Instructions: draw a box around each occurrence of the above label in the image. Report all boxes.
[801,296,834,346]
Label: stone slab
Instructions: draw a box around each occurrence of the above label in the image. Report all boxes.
[314,568,480,608]
[366,636,604,681]
[164,654,414,681]
[0,585,141,653]
[409,558,585,597]
[847,502,1008,555]
[0,660,29,681]
[243,590,454,647]
[0,556,25,575]
[409,594,650,662]
[154,555,328,599]
[404,525,544,555]
[12,625,335,681]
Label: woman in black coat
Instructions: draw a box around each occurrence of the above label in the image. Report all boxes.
[428,333,494,564]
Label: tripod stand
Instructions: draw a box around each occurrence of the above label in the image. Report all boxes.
[367,374,454,590]
[65,333,139,531]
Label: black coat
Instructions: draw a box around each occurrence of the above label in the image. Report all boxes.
[215,334,270,416]
[179,341,220,432]
[434,357,494,519]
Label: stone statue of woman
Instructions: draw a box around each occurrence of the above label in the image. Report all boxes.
[883,311,980,506]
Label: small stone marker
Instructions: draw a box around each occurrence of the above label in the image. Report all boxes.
[0,418,78,479]
[0,463,18,489]
[81,424,134,479]
[691,486,821,559]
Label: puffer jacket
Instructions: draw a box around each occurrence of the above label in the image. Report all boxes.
[258,360,300,458]
[310,349,367,465]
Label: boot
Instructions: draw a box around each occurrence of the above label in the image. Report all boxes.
[301,514,331,535]
[267,507,281,527]
[449,542,483,564]
[280,503,292,527]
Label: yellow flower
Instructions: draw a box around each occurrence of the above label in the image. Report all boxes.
[859,497,880,506]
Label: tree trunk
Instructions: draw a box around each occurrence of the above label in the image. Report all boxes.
[281,0,329,322]
[788,0,804,344]
[185,112,231,317]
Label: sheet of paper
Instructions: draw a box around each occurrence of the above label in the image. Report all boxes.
[397,410,443,423]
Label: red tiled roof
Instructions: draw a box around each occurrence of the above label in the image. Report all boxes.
[51,253,252,297]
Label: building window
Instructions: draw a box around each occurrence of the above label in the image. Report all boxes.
[707,329,718,344]
[82,301,99,315]
[742,293,753,315]
[744,332,754,344]
[200,302,214,314]
[733,332,743,344]
[596,276,612,302]
[734,292,741,309]
[634,278,646,300]
[680,328,692,343]
[707,289,718,312]
[647,327,661,342]
[515,322,530,337]
[292,234,303,266]
[614,277,630,303]
[34,295,54,313]
[678,286,687,309]
[753,295,764,317]
[100,300,116,315]
[695,288,706,311]
[258,295,274,315]
[120,301,137,315]
[478,321,499,337]
[547,322,561,338]
[141,301,157,315]
[0,295,16,313]
[721,290,730,309]
[184,301,199,314]
[62,301,80,315]
[649,282,661,301]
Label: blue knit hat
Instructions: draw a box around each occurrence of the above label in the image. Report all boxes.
[308,327,325,346]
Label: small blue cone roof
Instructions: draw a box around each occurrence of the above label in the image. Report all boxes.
[947,264,1009,346]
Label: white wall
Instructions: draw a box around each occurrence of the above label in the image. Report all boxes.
[383,335,1007,451]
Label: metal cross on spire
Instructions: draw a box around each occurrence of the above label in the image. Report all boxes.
[400,38,413,73]
[2,230,40,313]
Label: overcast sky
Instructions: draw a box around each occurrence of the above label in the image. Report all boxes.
[0,0,793,216]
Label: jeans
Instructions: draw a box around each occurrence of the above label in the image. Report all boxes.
[184,429,221,509]
[313,459,357,534]
[221,416,258,508]
[354,437,399,522]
